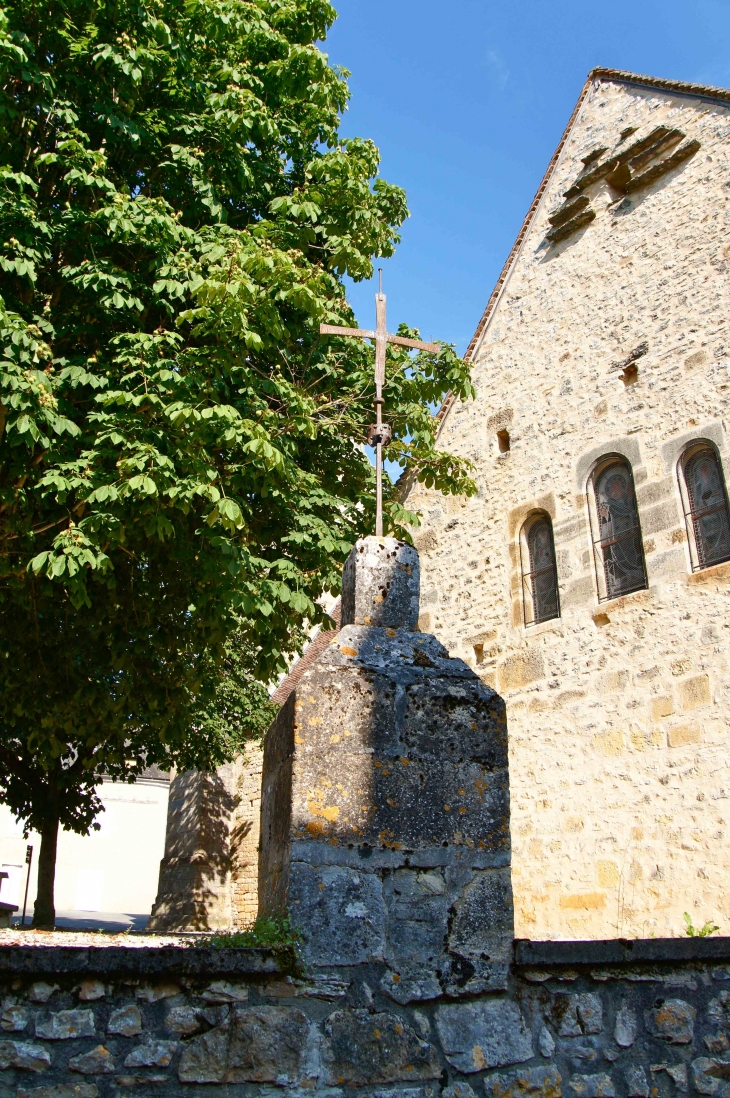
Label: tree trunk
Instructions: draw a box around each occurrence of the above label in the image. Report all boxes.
[32,818,59,928]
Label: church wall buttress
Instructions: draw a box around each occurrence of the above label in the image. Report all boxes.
[404,77,730,940]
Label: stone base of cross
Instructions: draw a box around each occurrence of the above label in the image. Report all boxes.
[320,273,439,536]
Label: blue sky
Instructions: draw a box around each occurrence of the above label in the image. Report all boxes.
[325,0,730,355]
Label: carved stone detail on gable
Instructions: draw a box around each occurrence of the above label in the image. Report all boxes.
[546,126,701,244]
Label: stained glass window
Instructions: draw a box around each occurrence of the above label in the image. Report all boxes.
[595,461,647,600]
[684,448,730,570]
[525,517,560,624]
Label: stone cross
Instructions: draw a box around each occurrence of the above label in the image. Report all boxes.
[320,271,440,536]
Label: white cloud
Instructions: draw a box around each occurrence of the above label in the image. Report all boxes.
[484,49,509,91]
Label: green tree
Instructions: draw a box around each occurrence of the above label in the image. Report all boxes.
[0,0,475,926]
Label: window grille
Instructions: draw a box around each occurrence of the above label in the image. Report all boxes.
[521,516,560,626]
[593,460,647,601]
[682,447,730,571]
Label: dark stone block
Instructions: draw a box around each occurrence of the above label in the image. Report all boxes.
[289,862,385,966]
[445,868,512,993]
[227,1006,309,1083]
[178,1006,310,1085]
[485,1065,562,1098]
[436,1000,533,1072]
[322,1009,441,1086]
[644,998,695,1044]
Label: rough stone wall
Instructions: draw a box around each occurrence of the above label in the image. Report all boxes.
[403,75,730,940]
[230,743,264,929]
[148,746,263,932]
[5,942,730,1098]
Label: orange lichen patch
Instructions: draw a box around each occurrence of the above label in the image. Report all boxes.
[444,805,452,812]
[330,734,341,744]
[294,730,306,745]
[458,788,466,796]
[459,807,467,815]
[559,892,606,910]
[307,821,326,837]
[475,779,487,800]
[306,793,340,823]
[472,1046,488,1071]
[340,646,358,657]
[394,1023,404,1035]
[374,1029,381,1039]
[400,757,409,766]
[386,628,397,637]
[373,594,384,603]
[379,829,403,850]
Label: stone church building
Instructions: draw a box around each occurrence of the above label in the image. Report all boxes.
[403,67,730,941]
[151,67,730,942]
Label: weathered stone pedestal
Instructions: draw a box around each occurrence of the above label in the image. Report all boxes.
[148,748,264,932]
[259,536,513,1002]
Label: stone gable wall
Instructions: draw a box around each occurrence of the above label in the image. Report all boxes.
[403,76,730,939]
[4,942,730,1098]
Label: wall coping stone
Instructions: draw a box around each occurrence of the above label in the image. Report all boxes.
[0,945,283,977]
[4,938,727,979]
[514,936,730,966]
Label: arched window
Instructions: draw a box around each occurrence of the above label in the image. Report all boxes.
[591,458,647,601]
[680,445,730,571]
[520,514,560,625]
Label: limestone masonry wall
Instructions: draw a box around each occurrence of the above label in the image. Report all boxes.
[403,75,730,940]
[4,941,730,1098]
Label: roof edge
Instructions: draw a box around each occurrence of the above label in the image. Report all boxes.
[433,66,730,437]
[589,66,730,108]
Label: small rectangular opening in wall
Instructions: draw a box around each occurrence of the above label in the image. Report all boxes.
[497,430,511,453]
[473,643,484,664]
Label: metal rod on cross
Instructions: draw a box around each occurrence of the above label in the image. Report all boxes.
[320,270,439,536]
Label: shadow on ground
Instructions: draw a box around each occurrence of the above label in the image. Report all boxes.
[12,910,149,932]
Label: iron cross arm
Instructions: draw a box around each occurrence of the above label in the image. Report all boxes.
[319,323,440,355]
